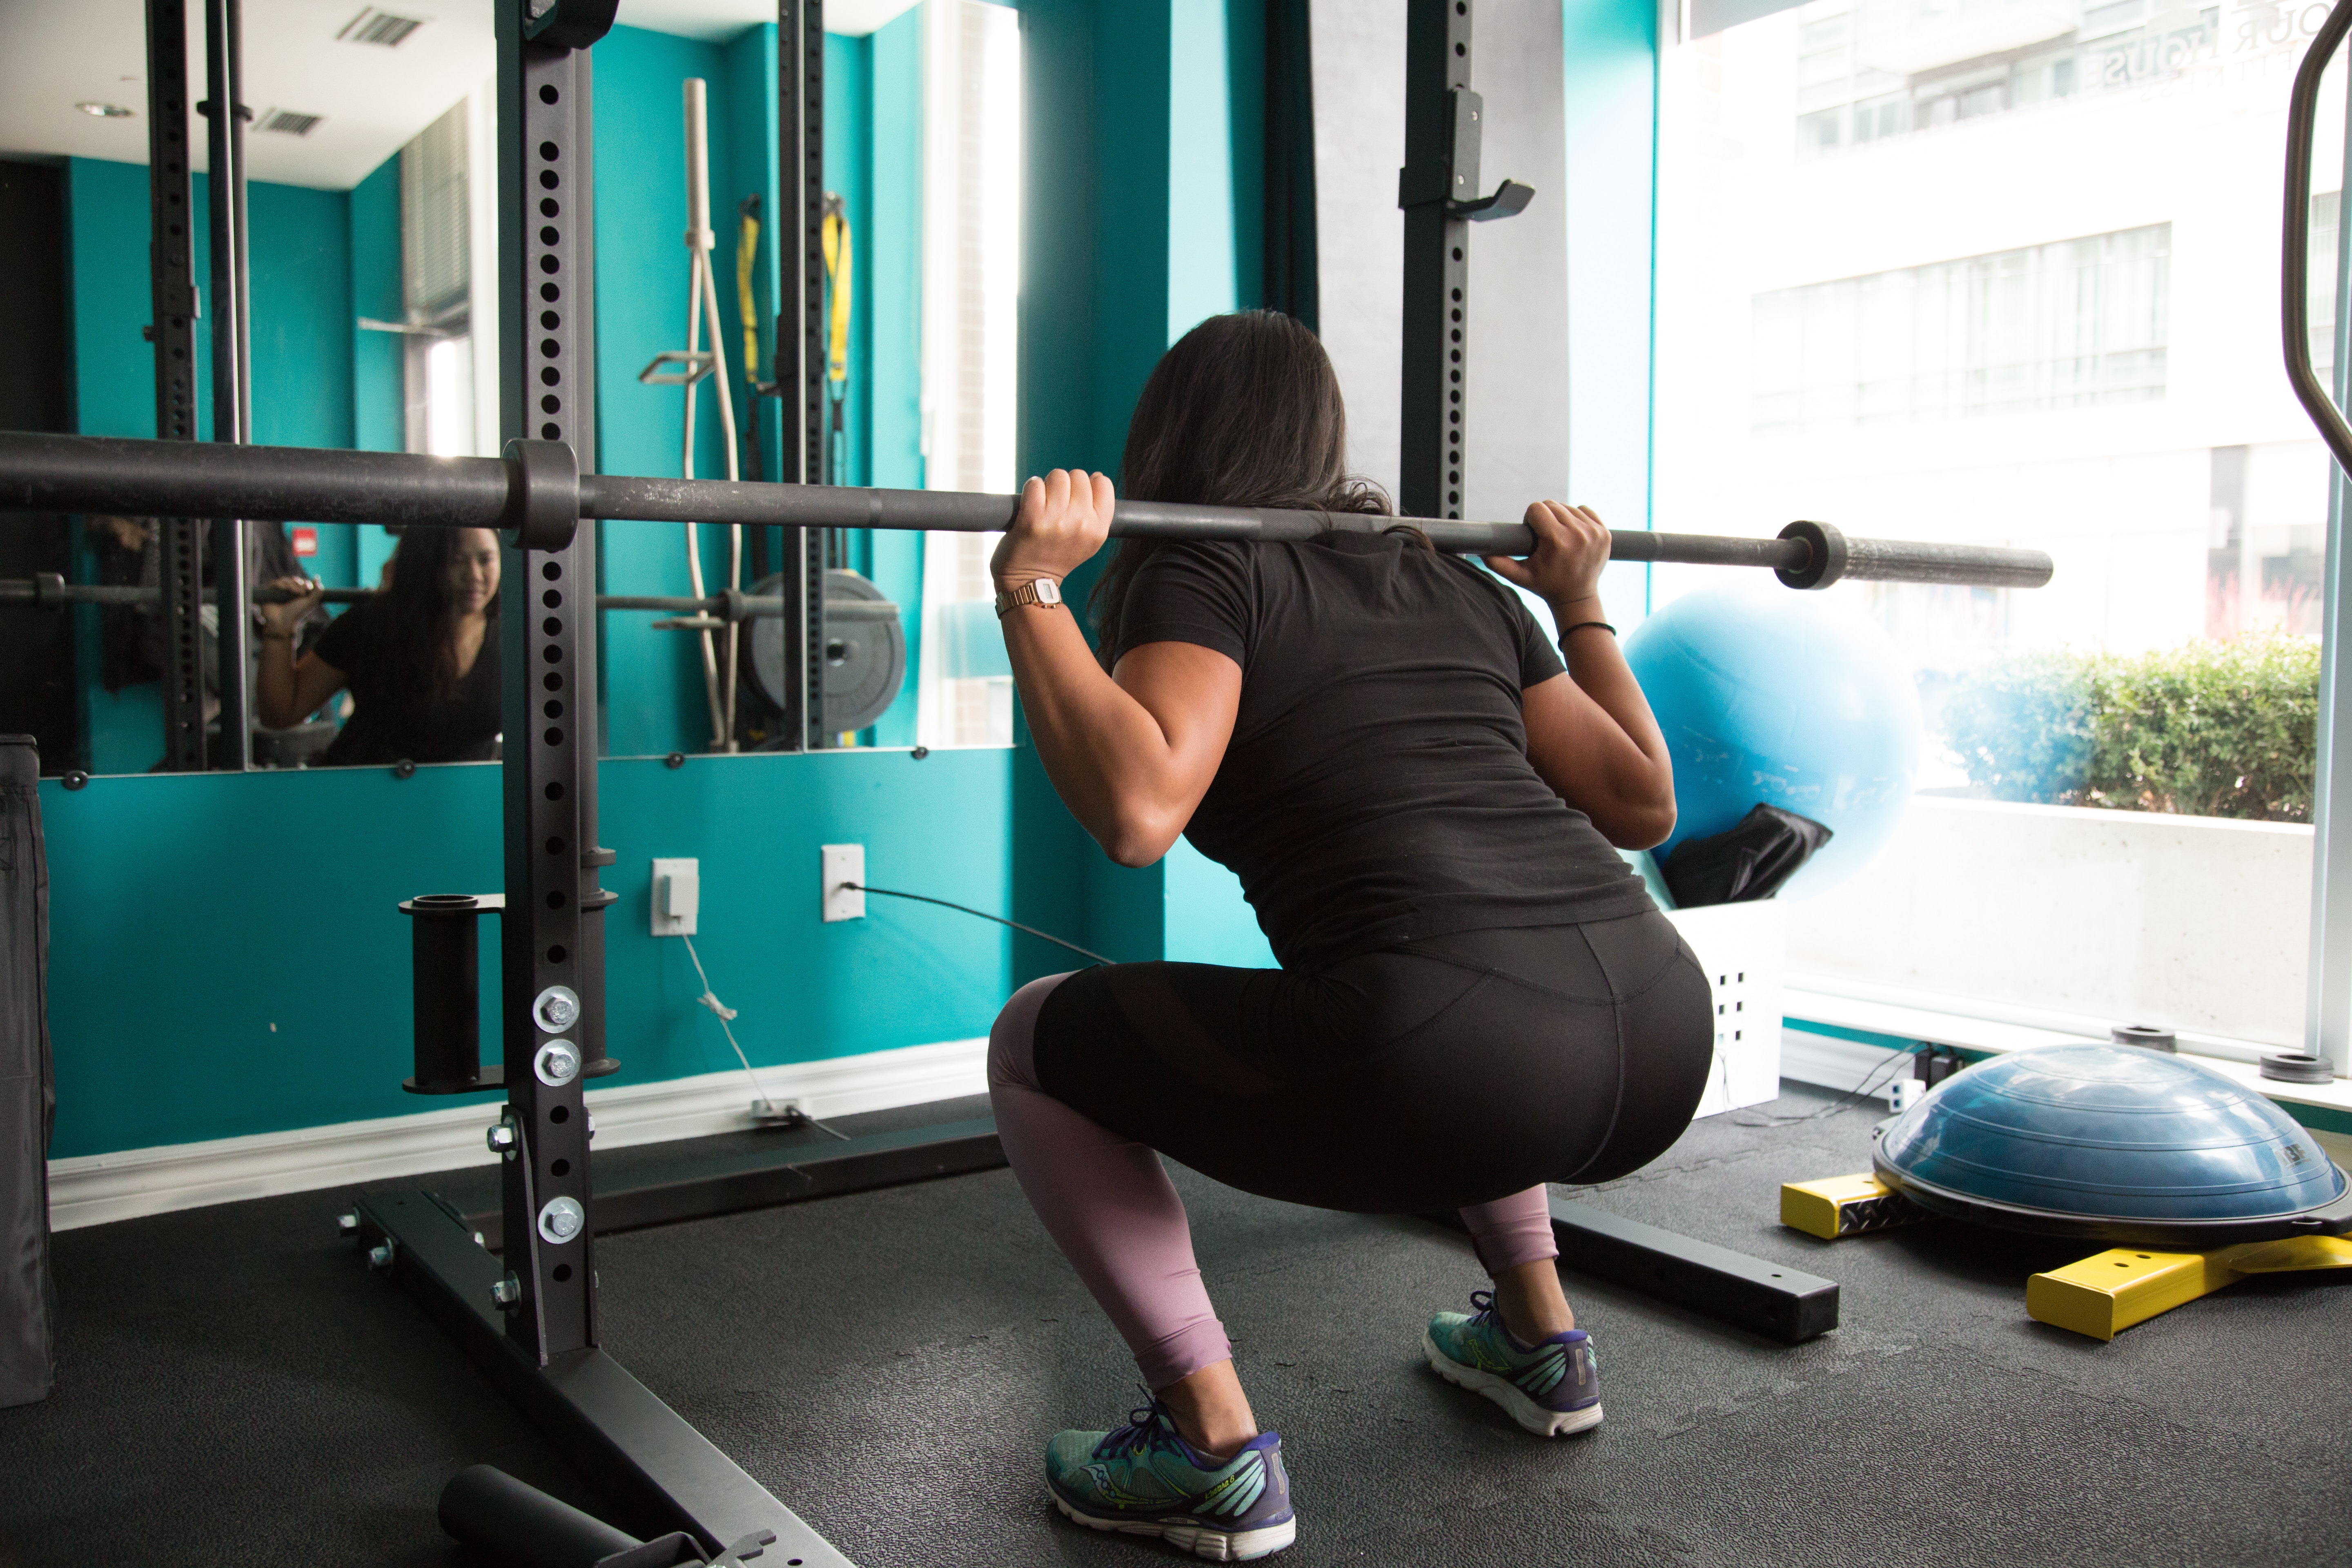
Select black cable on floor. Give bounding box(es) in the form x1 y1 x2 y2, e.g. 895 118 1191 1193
1731 1042 1915 1128
849 884 1116 967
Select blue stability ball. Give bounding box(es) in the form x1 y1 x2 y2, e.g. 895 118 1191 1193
1623 586 1922 896
1877 1045 2347 1238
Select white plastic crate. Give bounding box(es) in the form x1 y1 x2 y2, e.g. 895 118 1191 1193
1663 900 1786 1118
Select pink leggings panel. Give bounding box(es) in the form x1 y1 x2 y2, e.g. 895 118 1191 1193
987 972 1560 1390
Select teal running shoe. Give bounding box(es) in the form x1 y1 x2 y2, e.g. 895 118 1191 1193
1423 1290 1603 1437
1043 1399 1296 1561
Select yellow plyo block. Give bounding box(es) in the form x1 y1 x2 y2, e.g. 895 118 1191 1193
2028 1249 2240 1341
2028 1235 2352 1341
1780 1174 1927 1241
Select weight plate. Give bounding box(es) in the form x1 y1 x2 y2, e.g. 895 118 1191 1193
747 569 908 735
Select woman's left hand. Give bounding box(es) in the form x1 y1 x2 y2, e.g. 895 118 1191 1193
991 469 1115 591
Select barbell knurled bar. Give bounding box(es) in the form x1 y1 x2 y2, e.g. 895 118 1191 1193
0 430 2054 591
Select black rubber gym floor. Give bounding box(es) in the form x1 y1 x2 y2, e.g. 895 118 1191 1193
4 1083 2348 1568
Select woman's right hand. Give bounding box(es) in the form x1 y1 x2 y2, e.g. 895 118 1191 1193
1483 501 1613 614
258 575 324 639
991 469 1115 592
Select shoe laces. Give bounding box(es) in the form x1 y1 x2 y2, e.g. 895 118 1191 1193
1468 1288 1500 1327
1094 1397 1185 1463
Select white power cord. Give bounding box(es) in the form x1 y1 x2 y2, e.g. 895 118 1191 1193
679 932 783 1121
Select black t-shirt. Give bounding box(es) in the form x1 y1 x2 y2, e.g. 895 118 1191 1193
1117 530 1654 969
311 598 502 766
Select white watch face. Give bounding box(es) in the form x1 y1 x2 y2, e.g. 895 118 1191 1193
1034 577 1063 605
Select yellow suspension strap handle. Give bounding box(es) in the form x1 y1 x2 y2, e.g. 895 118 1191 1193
820 192 851 488
732 194 771 485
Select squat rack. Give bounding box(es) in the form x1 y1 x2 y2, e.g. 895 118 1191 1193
0 0 2064 1561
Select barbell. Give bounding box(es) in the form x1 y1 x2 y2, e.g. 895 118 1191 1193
0 431 2054 591
0 575 903 624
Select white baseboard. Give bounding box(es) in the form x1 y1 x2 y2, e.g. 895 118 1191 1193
47 1036 989 1233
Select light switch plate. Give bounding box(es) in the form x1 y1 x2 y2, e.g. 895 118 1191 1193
822 844 865 923
651 857 699 936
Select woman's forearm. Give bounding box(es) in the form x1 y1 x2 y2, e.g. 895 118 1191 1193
256 635 300 728
1550 595 1670 771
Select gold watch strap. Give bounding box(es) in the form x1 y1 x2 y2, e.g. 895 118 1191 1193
994 578 1063 618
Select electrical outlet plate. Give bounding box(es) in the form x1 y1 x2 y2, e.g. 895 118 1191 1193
822 844 864 923
651 857 699 936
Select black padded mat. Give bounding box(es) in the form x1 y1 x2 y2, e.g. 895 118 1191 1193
3 1085 2346 1567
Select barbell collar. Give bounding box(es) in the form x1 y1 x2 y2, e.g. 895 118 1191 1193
502 439 579 554
1776 520 1848 590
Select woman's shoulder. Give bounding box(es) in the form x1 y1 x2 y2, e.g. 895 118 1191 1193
311 595 381 661
1127 537 1257 599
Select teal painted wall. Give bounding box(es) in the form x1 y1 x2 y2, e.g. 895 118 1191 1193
65 158 170 443
245 180 355 453
36 748 1025 1157
65 160 356 450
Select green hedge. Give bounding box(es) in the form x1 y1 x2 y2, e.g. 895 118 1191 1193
1937 635 2321 822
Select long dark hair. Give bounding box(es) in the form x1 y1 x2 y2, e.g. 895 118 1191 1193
1090 310 1390 666
377 527 495 702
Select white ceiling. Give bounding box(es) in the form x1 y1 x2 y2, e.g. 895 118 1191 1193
0 0 495 189
0 0 919 193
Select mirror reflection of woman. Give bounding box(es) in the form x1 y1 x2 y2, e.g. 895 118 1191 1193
256 527 503 766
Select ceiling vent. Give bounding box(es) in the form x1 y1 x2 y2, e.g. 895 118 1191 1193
337 7 428 47
258 109 325 137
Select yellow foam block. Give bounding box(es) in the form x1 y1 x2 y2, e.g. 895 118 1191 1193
1780 1174 1924 1241
2029 1234 2352 1341
2028 1248 2244 1341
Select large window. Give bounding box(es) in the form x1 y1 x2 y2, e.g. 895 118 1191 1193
1653 0 2347 1046
1657 0 2338 665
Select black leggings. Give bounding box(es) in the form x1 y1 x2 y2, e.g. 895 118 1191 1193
1031 909 1715 1214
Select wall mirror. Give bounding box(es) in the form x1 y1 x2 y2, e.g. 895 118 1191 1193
0 0 1023 778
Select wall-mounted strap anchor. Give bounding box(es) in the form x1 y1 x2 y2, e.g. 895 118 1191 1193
1451 180 1534 221
1396 88 1536 222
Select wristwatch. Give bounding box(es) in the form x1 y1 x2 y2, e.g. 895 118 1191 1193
994 577 1065 619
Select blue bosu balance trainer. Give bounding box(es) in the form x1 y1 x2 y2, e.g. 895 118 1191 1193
1782 1045 2352 1340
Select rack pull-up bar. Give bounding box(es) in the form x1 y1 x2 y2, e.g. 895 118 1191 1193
0 430 2056 591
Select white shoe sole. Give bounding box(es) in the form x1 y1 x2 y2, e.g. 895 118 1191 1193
1422 1329 1605 1438
1051 1493 1297 1561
